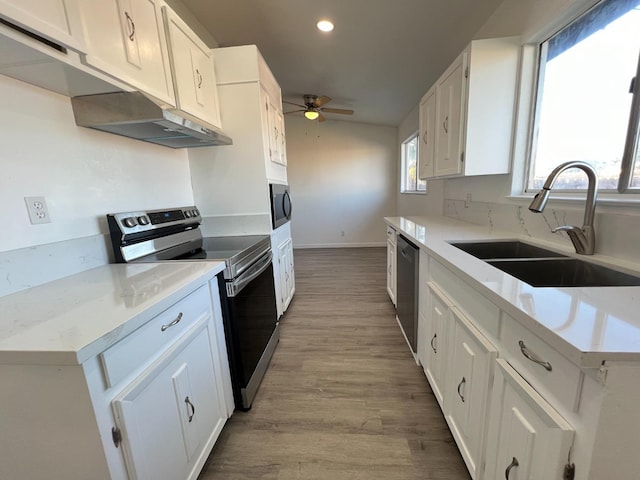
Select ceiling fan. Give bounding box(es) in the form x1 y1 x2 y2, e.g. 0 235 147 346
283 95 354 122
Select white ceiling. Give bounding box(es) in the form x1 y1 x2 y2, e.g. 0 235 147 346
179 0 505 126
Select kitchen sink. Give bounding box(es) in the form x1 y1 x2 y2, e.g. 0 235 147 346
488 258 640 287
450 240 567 260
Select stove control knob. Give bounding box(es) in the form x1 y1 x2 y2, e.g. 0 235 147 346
193 208 200 217
137 216 149 226
184 210 192 218
123 217 138 228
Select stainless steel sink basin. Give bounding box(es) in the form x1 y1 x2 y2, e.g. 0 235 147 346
450 240 567 260
488 258 640 287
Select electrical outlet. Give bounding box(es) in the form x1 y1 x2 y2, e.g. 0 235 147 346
465 193 472 208
25 196 51 224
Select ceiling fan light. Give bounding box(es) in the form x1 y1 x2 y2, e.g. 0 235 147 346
316 20 334 32
304 110 320 120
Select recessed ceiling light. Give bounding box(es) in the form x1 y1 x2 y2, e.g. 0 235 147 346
316 19 334 32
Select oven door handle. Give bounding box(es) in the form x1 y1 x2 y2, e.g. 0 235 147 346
226 251 273 297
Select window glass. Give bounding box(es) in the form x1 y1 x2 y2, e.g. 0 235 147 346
401 134 426 193
528 0 640 191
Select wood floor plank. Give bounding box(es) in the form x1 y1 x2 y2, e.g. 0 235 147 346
199 248 470 479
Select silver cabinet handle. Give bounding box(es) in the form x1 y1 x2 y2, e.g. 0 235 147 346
195 68 203 88
505 457 519 479
443 115 449 133
430 333 437 353
161 312 183 332
518 340 552 371
457 377 466 402
184 396 196 423
423 131 428 144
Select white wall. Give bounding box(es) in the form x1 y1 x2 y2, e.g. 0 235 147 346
0 75 195 294
285 116 397 248
396 103 445 217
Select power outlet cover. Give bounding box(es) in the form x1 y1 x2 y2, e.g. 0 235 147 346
25 196 51 224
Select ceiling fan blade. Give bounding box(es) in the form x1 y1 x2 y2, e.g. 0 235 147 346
284 109 305 115
321 107 354 115
283 100 306 108
318 112 326 122
314 95 332 107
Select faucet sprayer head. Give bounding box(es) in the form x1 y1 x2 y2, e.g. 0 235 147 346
529 188 551 213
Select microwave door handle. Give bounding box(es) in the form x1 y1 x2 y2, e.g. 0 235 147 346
283 190 292 218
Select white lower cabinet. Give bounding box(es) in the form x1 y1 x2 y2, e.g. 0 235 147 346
484 359 575 480
112 320 224 480
423 283 450 409
386 226 397 305
272 222 295 318
445 309 497 479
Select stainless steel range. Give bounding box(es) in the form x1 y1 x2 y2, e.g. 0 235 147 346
107 206 279 411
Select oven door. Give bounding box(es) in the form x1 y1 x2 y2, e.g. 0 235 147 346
220 251 279 410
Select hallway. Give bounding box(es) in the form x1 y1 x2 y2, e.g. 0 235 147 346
199 247 469 479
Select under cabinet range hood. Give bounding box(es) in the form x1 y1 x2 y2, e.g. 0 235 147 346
71 91 232 149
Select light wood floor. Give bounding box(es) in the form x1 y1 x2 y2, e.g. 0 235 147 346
199 248 470 479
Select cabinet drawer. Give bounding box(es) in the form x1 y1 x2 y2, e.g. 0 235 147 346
429 258 499 339
500 313 582 411
101 285 212 388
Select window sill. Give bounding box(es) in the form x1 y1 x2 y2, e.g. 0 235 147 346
401 191 427 195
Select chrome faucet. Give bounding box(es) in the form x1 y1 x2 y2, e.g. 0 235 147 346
528 161 598 255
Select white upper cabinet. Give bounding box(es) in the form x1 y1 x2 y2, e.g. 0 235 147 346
77 0 175 105
434 54 466 177
0 0 85 52
162 5 221 129
418 86 436 179
422 37 520 179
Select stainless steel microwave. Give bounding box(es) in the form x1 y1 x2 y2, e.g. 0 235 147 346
270 183 292 229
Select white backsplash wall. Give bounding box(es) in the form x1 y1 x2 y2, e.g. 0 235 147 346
0 75 194 294
443 193 640 269
285 116 397 248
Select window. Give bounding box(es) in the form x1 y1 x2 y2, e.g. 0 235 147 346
401 133 426 193
527 0 640 193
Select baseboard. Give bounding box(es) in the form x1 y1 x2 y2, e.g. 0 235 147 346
294 242 386 249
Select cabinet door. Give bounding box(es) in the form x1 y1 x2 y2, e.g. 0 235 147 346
418 87 436 179
163 6 221 128
278 238 295 311
78 0 175 106
112 321 223 480
445 309 497 479
0 0 85 52
387 238 397 305
434 52 466 177
424 284 451 409
484 359 574 480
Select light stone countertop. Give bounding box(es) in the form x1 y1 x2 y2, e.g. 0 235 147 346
385 215 640 368
0 261 225 366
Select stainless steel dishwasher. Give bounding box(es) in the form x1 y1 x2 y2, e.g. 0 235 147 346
396 234 419 353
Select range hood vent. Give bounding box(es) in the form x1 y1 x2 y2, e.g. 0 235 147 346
71 91 232 149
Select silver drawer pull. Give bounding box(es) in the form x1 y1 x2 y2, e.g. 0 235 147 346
430 333 437 354
518 340 552 371
161 312 183 332
505 457 519 479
